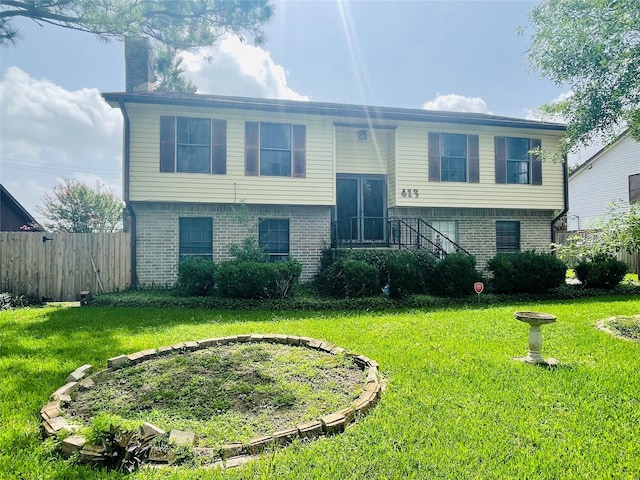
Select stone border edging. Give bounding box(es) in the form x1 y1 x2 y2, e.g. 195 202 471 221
41 334 382 468
595 315 640 343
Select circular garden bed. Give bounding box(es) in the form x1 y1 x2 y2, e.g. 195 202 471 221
41 334 382 471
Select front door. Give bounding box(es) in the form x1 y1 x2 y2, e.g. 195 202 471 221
336 175 386 244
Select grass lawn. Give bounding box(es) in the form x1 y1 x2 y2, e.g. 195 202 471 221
1 296 639 479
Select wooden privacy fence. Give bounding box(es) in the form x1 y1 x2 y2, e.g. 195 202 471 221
0 232 131 302
555 232 639 274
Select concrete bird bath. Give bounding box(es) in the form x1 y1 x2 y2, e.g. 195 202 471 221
514 311 558 366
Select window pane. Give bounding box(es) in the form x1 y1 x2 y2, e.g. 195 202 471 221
260 150 292 176
179 217 212 259
507 160 529 184
261 123 291 149
259 123 292 177
176 118 211 173
259 218 290 261
506 137 529 161
431 220 458 254
177 146 210 173
496 221 520 253
441 134 467 182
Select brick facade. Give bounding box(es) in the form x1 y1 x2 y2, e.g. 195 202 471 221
132 202 331 286
132 202 555 286
390 207 556 270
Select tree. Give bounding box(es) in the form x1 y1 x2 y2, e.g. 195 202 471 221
525 0 640 156
0 0 273 49
37 179 124 233
154 48 197 93
552 201 640 266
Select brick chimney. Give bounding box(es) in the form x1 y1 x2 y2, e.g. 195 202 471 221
125 37 154 93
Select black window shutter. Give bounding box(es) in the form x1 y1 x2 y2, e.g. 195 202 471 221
531 138 542 185
292 124 306 178
160 116 175 172
468 135 480 183
428 132 441 182
245 122 259 176
494 136 506 184
212 119 227 175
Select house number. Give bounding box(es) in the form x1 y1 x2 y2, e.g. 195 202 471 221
401 189 419 198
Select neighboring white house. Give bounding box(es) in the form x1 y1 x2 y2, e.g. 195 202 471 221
568 131 640 232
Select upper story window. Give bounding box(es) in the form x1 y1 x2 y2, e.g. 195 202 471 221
160 116 226 174
245 122 306 177
494 136 542 185
258 218 290 262
428 132 479 183
177 117 211 173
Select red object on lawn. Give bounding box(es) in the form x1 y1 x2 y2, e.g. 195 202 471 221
474 282 484 294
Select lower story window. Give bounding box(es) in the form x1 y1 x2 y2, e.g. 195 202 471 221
431 220 458 254
259 218 290 262
496 221 520 253
179 217 213 260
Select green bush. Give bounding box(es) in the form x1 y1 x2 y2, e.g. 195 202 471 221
0 292 42 310
432 253 480 297
176 257 217 296
216 260 302 299
386 250 437 298
575 255 627 289
321 259 379 298
317 248 438 298
228 237 268 262
487 251 567 294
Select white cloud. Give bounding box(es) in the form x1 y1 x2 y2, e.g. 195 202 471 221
422 94 490 114
180 36 308 101
525 91 573 122
0 67 122 218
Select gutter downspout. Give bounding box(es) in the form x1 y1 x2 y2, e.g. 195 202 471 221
551 155 569 244
119 100 137 288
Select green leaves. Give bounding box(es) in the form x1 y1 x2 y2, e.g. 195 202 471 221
526 0 640 153
37 178 123 233
1 0 273 50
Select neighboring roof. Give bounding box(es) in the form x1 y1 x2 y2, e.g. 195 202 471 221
569 128 633 179
102 91 567 131
0 184 39 229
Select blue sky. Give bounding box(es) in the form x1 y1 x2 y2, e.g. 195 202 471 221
1 0 582 221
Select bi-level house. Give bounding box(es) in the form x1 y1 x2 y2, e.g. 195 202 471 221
103 39 567 287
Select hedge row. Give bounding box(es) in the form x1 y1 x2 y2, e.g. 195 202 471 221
177 256 302 299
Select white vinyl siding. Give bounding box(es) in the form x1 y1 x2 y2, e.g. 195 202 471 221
568 136 640 231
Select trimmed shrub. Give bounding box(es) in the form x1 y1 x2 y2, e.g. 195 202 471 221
432 253 480 297
487 251 567 294
321 259 379 298
176 257 217 296
317 248 438 298
386 250 437 298
575 255 627 289
216 260 302 299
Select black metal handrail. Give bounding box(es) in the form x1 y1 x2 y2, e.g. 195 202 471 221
330 216 470 259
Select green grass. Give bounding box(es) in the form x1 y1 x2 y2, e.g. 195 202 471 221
1 298 640 479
